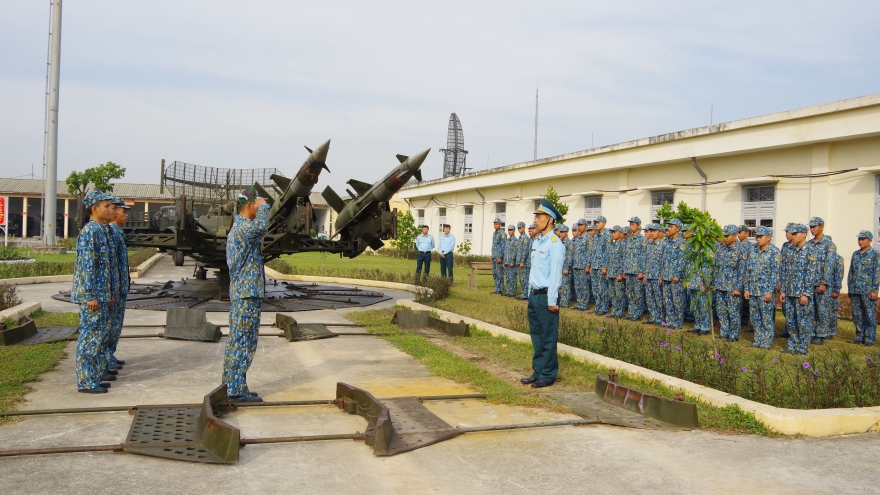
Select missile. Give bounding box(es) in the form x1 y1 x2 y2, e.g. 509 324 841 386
259 139 330 231
323 148 429 255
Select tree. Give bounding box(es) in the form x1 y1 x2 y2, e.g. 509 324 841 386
390 210 418 259
456 239 472 256
682 203 723 338
544 185 568 225
66 161 127 227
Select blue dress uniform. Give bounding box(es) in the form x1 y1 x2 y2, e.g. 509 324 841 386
623 218 647 320
503 226 518 297
106 220 130 369
590 218 611 315
661 220 687 329
644 224 664 325
848 231 880 345
525 199 565 387
559 226 573 307
829 251 844 340
745 227 780 348
808 218 838 341
517 224 534 299
414 231 435 276
608 227 627 318
437 228 455 279
72 190 114 392
491 219 505 293
715 226 745 341
223 193 270 399
572 219 591 311
780 224 819 354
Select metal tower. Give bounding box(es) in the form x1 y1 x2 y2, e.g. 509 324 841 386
440 113 469 178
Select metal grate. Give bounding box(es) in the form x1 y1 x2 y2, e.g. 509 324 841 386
163 160 285 204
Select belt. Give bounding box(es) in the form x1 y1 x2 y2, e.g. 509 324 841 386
531 288 548 294
419 251 431 254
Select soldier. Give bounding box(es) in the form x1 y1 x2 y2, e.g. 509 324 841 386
517 223 537 300
778 223 796 338
584 223 597 309
558 225 573 307
829 250 845 341
515 221 529 298
848 230 879 346
504 225 518 297
779 224 819 355
623 217 646 320
660 219 687 329
682 224 696 324
99 199 120 382
808 217 838 344
643 224 664 325
715 225 745 341
737 225 754 332
683 224 712 336
491 218 505 294
572 219 591 311
105 197 131 374
414 225 435 278
590 216 611 315
521 199 565 389
744 226 780 348
608 226 627 318
437 223 455 281
223 187 270 402
72 190 115 394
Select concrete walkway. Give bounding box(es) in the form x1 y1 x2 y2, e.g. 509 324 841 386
2 253 879 494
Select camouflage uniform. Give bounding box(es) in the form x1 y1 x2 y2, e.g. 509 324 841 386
660 233 687 329
72 218 114 391
746 243 780 348
737 239 756 330
559 231 574 307
829 252 844 341
644 231 664 325
686 253 712 334
504 230 518 297
590 228 612 315
572 225 591 310
714 235 745 340
623 231 647 320
491 225 506 293
105 223 129 369
607 233 626 318
809 233 838 339
780 232 819 354
848 241 880 345
516 227 531 299
779 236 793 328
223 203 270 397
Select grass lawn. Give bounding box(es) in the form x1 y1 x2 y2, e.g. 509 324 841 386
276 251 475 277
0 310 76 425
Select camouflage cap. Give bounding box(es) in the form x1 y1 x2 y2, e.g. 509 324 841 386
82 189 112 210
809 217 825 227
722 225 739 236
576 218 587 225
783 223 795 232
858 230 873 240
755 226 773 236
493 217 502 224
507 225 515 230
237 186 261 206
739 224 749 232
528 223 537 229
586 223 595 230
667 218 683 229
627 216 641 225
594 215 607 223
558 225 569 233
682 223 692 232
110 197 131 209
790 224 808 234
517 221 526 228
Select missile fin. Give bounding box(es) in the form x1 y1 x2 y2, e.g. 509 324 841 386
395 154 408 163
369 238 385 251
253 182 275 206
322 186 346 213
347 179 372 196
271 174 291 190
304 145 313 153
345 188 356 200
413 170 422 182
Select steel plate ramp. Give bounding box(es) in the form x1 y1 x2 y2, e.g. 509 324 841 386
595 373 699 428
123 384 240 464
391 309 470 337
0 317 38 346
336 382 461 456
163 308 222 342
276 314 336 341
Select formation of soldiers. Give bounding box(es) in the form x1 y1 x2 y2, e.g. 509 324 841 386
71 190 131 393
491 215 879 355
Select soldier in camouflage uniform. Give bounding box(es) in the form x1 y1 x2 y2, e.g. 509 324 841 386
744 226 780 348
590 216 611 315
572 219 591 310
683 224 712 336
558 225 573 307
105 197 131 372
518 223 537 300
585 224 597 308
779 224 819 355
808 217 838 344
643 224 664 325
737 225 754 332
623 217 647 320
715 225 745 341
848 230 879 346
72 190 115 393
778 223 795 338
223 187 270 402
504 225 518 297
491 218 505 294
829 250 844 341
608 226 627 318
515 222 529 299
660 219 687 329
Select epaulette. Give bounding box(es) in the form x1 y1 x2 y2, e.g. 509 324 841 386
551 235 558 242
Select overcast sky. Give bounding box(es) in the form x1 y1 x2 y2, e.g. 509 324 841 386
1 1 879 194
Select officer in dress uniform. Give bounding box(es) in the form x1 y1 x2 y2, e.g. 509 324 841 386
590 216 611 315
558 225 573 307
572 219 591 311
504 225 518 297
848 230 880 346
414 225 435 277
515 222 529 299
521 199 565 389
779 224 819 355
744 226 780 348
643 224 664 325
105 197 131 373
222 187 270 402
491 218 505 294
623 217 647 320
438 224 456 281
808 217 838 344
660 219 687 329
517 223 537 300
608 226 627 318
715 225 745 341
72 190 115 394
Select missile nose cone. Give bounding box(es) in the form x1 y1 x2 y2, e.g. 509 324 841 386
406 148 430 171
312 139 330 163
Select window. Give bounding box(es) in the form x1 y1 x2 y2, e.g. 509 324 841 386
742 186 775 238
417 209 425 227
534 199 542 211
650 191 674 224
583 196 602 222
464 206 473 240
495 203 506 224
438 207 446 231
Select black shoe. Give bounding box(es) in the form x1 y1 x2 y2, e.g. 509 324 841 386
779 333 790 338
521 377 538 385
115 359 126 365
746 328 755 333
78 386 108 394
531 379 554 389
101 374 117 381
230 394 263 403
810 337 824 345
491 291 501 294
247 391 259 398
852 339 864 344
687 328 700 333
108 364 123 371
104 369 118 376
99 382 112 388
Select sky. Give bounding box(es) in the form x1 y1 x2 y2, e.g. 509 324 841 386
1 1 879 194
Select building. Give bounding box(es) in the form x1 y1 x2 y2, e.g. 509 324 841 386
400 93 880 287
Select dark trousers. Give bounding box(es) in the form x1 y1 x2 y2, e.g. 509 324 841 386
416 251 431 275
439 253 454 278
527 292 559 383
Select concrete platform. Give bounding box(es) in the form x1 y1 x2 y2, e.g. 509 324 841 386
2 256 880 494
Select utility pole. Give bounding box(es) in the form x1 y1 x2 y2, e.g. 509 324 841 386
43 0 62 246
533 84 538 161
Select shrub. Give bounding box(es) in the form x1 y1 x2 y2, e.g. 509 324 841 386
0 284 22 311
0 261 74 279
127 247 157 269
